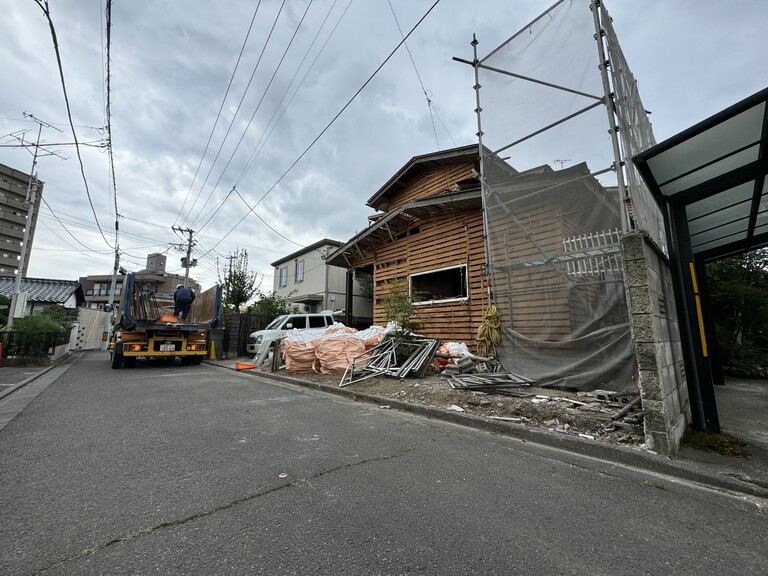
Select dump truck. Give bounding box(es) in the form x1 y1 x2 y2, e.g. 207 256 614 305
109 273 222 368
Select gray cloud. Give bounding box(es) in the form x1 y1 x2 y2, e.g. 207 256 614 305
1 0 766 291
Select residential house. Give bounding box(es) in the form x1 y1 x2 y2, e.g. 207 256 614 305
79 274 124 309
326 144 492 345
0 276 84 316
271 239 372 323
325 144 627 375
80 252 199 310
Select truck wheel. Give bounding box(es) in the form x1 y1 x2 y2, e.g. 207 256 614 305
181 356 192 365
191 357 203 365
110 344 123 369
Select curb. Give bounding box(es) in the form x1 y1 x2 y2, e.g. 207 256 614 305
0 365 56 401
209 361 768 501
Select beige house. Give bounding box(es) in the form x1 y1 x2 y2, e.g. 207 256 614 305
271 239 372 324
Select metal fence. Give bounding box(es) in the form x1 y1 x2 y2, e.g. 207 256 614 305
0 329 72 358
222 313 277 357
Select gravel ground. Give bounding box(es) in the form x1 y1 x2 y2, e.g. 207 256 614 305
287 368 646 447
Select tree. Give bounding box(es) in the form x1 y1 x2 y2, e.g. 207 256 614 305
11 305 73 358
356 270 374 301
219 249 260 313
706 249 768 376
0 294 9 327
247 290 295 316
381 278 424 337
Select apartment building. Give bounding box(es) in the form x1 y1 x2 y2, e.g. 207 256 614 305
0 162 42 277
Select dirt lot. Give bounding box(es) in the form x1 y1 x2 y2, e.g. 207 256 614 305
283 367 646 447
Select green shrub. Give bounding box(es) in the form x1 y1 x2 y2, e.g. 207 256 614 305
9 305 72 357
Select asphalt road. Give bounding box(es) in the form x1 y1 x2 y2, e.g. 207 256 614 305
0 352 765 576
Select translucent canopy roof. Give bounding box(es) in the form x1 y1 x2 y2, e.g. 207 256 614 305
633 88 768 259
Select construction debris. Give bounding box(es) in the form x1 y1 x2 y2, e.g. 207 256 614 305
446 372 535 397
339 336 441 387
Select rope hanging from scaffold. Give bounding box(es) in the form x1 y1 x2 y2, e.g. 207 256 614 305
475 304 500 359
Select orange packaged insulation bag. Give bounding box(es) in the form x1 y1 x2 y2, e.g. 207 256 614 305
313 337 365 374
283 340 316 374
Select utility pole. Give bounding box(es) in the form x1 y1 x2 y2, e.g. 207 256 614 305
101 216 121 350
172 226 196 287
8 115 61 327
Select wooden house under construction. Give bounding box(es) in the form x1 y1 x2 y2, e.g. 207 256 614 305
326 145 492 346
327 145 627 366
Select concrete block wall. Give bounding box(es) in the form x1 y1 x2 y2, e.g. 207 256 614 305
621 231 690 456
74 308 109 350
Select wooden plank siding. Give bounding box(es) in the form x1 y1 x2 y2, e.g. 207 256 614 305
485 194 575 340
369 211 489 348
385 163 476 212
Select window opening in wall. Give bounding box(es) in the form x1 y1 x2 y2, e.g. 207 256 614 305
296 259 304 283
409 264 468 305
279 266 288 288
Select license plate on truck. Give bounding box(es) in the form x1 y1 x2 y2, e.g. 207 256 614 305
160 344 175 351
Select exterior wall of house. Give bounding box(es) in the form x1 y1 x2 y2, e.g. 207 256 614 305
622 231 690 456
27 293 79 315
79 274 125 309
383 163 475 212
325 264 346 311
272 243 370 314
369 211 488 348
488 202 569 341
273 247 329 309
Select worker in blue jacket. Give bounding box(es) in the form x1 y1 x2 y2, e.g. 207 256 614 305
173 283 196 321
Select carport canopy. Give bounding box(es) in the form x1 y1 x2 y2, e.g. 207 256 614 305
634 87 768 261
632 87 768 433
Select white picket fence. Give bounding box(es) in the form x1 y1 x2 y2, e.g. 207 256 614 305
562 227 622 279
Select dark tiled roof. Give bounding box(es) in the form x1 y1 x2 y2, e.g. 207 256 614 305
0 276 84 305
270 239 343 267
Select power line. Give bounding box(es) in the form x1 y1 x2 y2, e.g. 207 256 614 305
193 0 348 231
174 0 264 227
179 0 288 227
0 140 107 149
189 0 315 229
0 116 106 132
33 0 112 249
39 196 104 253
388 0 456 149
234 0 351 188
204 0 442 254
234 188 301 246
197 187 235 235
37 207 171 249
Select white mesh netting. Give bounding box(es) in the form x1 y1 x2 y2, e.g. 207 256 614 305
476 0 657 391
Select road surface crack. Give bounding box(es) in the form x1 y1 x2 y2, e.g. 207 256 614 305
35 440 427 574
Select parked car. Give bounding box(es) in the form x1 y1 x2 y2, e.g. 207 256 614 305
246 312 337 359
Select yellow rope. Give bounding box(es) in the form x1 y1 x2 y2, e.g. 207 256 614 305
475 304 500 358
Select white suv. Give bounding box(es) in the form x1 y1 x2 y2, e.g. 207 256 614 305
246 312 336 359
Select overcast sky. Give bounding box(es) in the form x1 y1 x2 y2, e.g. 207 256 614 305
1 0 766 294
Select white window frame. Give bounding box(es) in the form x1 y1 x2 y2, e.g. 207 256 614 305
279 266 288 288
295 258 304 283
409 264 468 306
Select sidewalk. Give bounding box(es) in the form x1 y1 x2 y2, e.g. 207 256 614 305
209 357 768 502
0 366 54 397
